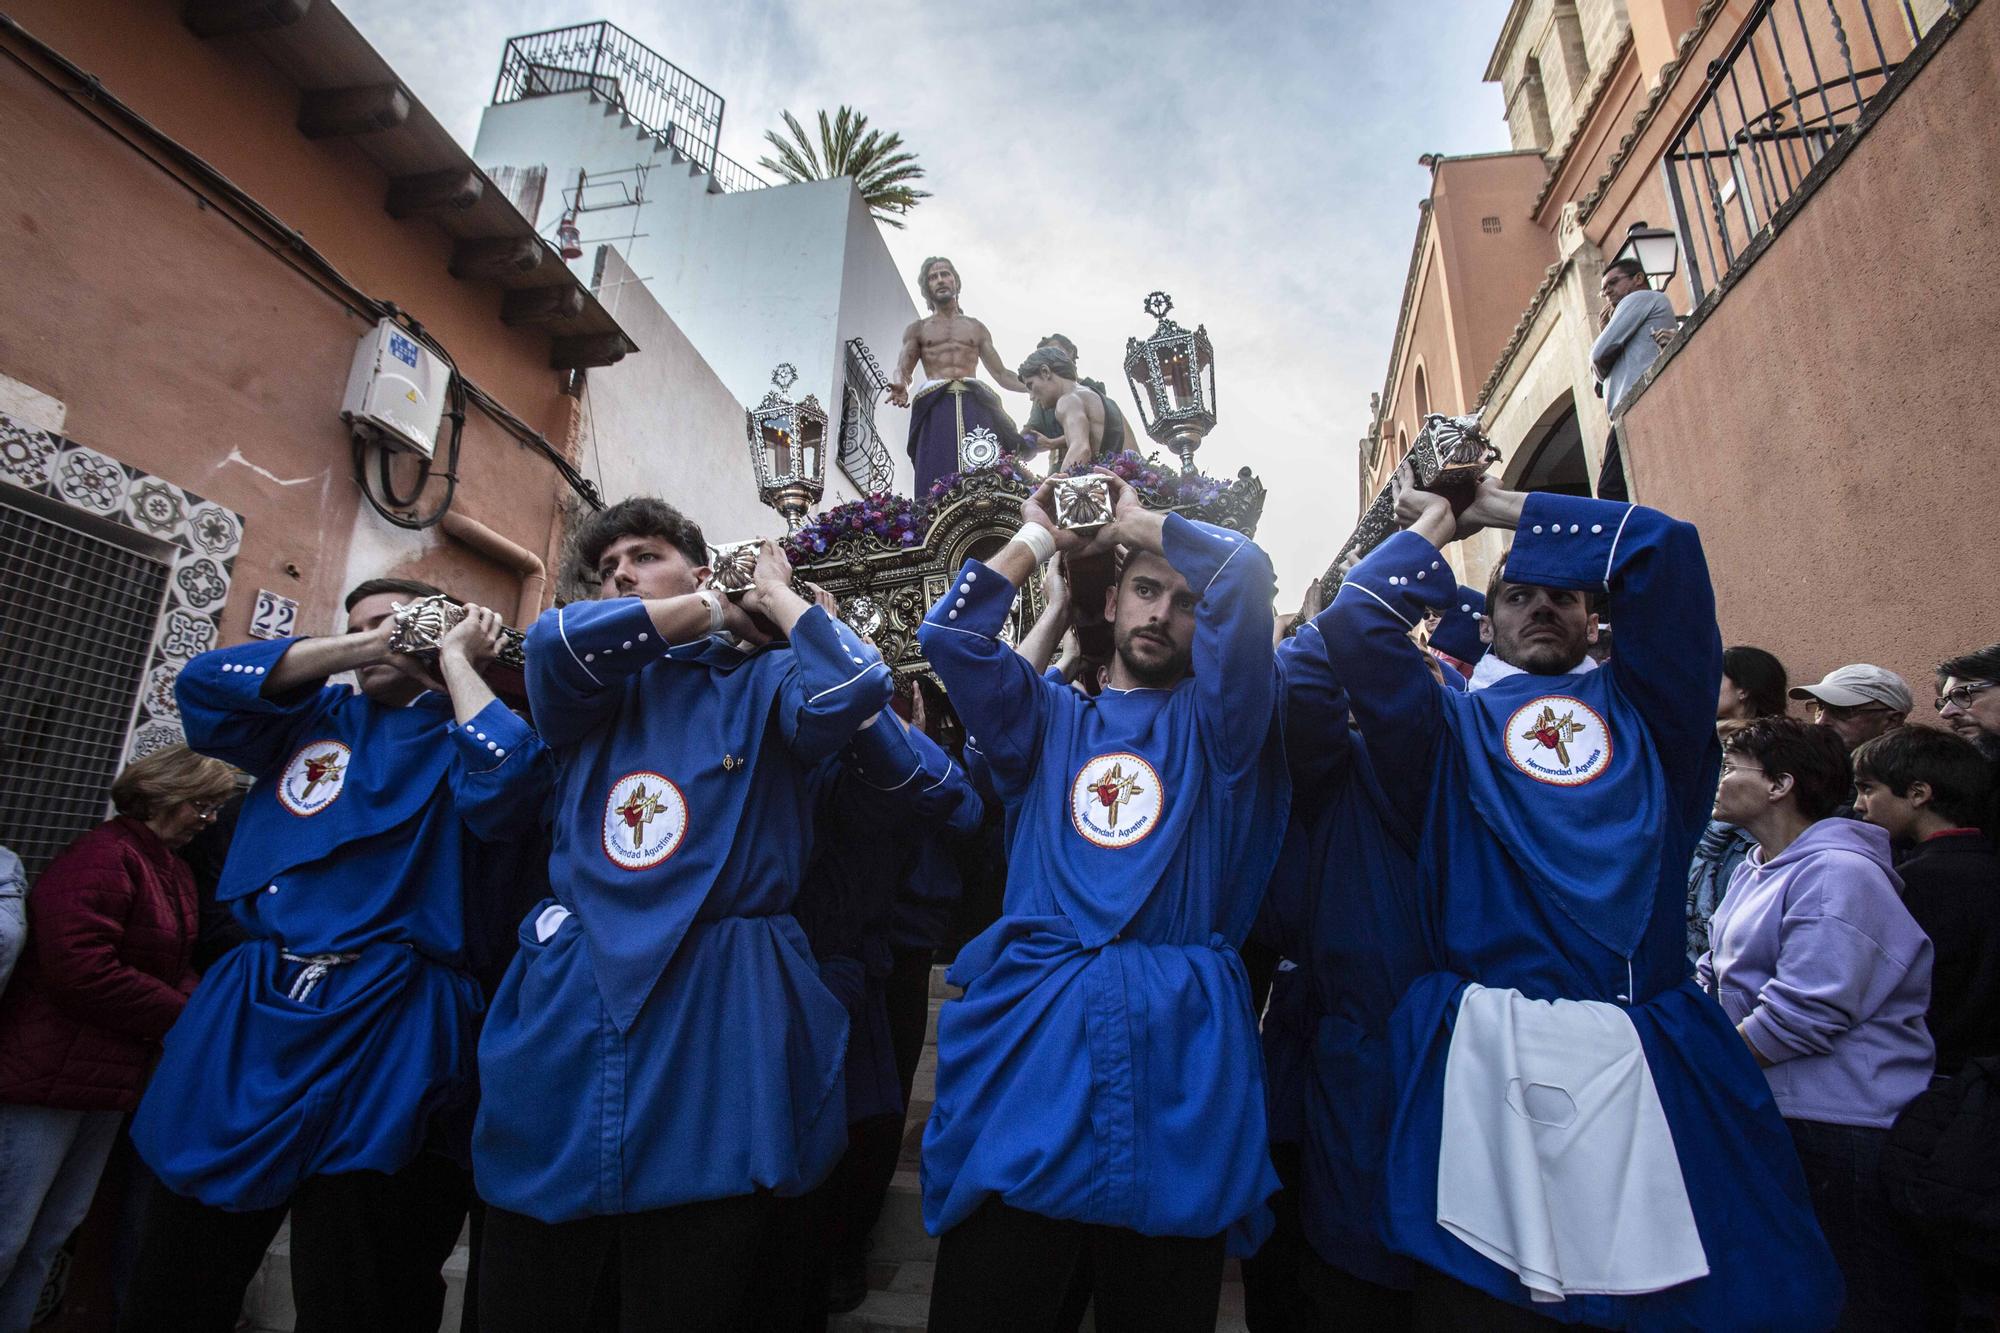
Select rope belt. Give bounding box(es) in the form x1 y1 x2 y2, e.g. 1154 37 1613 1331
279 950 362 1003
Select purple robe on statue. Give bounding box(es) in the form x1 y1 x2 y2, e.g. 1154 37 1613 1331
906 379 1024 495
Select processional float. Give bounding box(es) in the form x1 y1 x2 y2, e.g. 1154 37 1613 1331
387 293 1267 700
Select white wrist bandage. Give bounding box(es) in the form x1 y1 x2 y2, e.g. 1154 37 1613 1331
699 588 725 634
1012 524 1057 567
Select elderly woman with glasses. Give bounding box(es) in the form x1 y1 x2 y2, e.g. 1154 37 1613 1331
0 745 238 1328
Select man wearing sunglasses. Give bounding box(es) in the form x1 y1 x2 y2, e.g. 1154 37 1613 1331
1789 664 1913 750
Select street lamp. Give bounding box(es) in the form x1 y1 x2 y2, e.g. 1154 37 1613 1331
745 363 827 532
1123 291 1217 473
1615 220 1679 291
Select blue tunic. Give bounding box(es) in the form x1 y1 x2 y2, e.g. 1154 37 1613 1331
917 515 1290 1249
1263 617 1430 1290
1326 496 1841 1330
797 715 982 1124
136 638 548 1209
472 600 893 1222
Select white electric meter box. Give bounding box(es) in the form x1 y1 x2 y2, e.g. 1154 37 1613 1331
341 318 450 458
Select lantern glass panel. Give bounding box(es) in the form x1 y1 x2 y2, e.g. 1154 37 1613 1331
800 418 824 483
760 415 794 482
1163 345 1195 410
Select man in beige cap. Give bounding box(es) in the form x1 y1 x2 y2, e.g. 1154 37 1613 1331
1791 664 1913 749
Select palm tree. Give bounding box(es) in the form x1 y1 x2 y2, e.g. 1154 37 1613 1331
758 107 930 229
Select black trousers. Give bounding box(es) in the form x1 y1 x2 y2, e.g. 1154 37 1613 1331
929 1197 1225 1333
120 1151 470 1333
1299 1250 1414 1331
1241 1140 1309 1331
1411 1265 1612 1332
480 1192 792 1333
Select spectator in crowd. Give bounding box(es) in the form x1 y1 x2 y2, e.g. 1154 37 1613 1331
1691 649 1792 960
0 844 22 998
1936 644 2000 834
1688 720 1760 962
0 747 237 1331
1789 664 1912 750
1589 257 1676 499
1700 717 1934 1330
1851 726 2000 1077
1718 645 1789 722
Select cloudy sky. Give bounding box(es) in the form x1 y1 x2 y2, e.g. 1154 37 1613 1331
342 0 1515 599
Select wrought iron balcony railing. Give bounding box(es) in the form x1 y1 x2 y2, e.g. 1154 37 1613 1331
838 338 896 495
494 21 726 173
1663 0 1943 303
709 149 771 195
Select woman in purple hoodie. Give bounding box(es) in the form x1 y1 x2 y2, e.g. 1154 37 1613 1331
1699 716 1934 1330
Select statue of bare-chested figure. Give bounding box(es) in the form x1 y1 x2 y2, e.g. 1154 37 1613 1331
1017 345 1128 472
889 257 1028 493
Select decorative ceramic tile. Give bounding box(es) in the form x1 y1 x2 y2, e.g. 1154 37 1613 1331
142 660 183 723
187 501 242 559
0 418 58 488
0 407 245 769
53 444 130 514
126 476 189 541
156 606 219 661
126 718 187 760
172 553 230 611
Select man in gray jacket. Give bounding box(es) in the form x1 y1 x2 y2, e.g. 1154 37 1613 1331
1591 257 1677 499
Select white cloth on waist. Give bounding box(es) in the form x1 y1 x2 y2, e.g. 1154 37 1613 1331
1438 983 1707 1303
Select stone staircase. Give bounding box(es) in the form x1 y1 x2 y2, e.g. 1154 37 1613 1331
244 965 1247 1331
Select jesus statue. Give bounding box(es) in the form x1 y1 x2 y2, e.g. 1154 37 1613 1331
888 256 1028 494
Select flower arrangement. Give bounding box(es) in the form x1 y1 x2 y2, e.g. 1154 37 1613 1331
782 491 926 561
784 451 1236 565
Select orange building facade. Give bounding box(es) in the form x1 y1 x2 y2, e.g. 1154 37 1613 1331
1356 0 1986 694
0 1 633 874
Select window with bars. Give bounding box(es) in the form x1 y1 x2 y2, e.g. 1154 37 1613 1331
838 337 895 495
0 491 171 879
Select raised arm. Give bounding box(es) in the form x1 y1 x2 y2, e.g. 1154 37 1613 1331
847 710 985 834
1591 292 1656 372
1482 490 1721 780
917 484 1085 797
1167 511 1279 782
1014 561 1072 673
775 603 895 764
977 321 1028 394
1276 617 1354 799
175 639 340 776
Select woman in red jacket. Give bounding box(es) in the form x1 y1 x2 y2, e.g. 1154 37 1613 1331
0 746 238 1329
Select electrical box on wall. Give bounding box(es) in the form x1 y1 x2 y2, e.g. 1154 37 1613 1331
341 319 450 458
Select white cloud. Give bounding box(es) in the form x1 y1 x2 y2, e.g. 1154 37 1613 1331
342 0 1514 598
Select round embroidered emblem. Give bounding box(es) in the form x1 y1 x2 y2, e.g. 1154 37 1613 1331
602 771 689 870
277 740 351 817
1503 695 1613 787
1070 752 1164 849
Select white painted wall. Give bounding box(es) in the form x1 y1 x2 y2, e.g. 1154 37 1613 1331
582 245 782 545
473 90 917 504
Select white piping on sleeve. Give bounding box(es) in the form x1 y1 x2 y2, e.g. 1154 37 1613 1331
807 661 889 706
1605 506 1636 592
555 606 605 687
1201 537 1243 599
1336 580 1417 631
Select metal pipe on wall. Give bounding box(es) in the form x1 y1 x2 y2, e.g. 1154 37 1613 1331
439 510 547 629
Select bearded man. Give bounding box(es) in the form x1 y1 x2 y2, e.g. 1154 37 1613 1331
1320 467 1841 1330
915 473 1289 1332
889 256 1028 493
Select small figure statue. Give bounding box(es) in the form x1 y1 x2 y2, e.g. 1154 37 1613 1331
889 257 1027 493
1017 344 1127 472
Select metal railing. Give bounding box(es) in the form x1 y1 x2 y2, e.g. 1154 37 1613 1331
838 338 896 494
494 22 725 172
709 149 771 194
1663 0 1940 302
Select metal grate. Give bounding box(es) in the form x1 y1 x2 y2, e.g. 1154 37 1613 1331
493 22 727 173
0 498 170 879
838 337 895 494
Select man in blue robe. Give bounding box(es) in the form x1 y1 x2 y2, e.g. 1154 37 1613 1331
129 580 549 1333
471 497 894 1332
795 699 983 1314
917 473 1290 1332
1323 469 1841 1330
